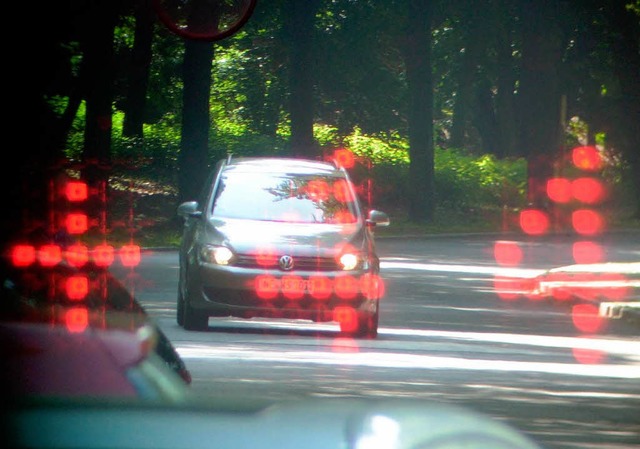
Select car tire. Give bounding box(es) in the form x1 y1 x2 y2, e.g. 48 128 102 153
177 288 185 326
183 301 209 331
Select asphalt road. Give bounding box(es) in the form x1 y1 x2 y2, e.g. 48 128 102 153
112 231 640 449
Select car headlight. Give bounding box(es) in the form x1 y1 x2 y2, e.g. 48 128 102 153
339 252 361 271
200 244 234 265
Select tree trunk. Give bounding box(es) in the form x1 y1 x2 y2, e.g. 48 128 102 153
516 0 565 205
82 2 118 168
178 0 219 203
404 0 435 222
123 0 154 138
450 3 485 150
286 0 320 158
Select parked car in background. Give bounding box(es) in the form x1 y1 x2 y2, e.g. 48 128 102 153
177 156 390 338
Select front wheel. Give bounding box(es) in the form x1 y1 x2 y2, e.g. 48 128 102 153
177 288 185 326
183 300 209 331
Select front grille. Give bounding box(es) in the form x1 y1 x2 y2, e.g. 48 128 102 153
234 254 339 271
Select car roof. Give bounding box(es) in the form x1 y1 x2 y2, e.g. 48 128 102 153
223 157 344 176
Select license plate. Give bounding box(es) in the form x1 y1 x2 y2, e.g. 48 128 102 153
281 277 308 293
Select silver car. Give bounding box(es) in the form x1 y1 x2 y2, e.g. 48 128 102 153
177 156 389 338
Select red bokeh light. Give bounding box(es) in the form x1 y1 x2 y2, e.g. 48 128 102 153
546 177 572 203
333 179 354 203
309 276 332 300
65 181 89 202
333 306 358 332
306 180 331 202
519 209 549 235
493 276 536 301
572 146 602 172
255 247 278 267
571 303 606 334
333 148 355 169
38 244 62 267
65 276 89 301
493 241 523 266
66 244 89 267
11 245 36 267
281 275 305 300
572 209 604 236
334 276 358 300
255 275 279 300
119 245 141 267
359 273 384 299
64 307 89 333
65 213 89 234
572 177 605 204
93 244 115 267
572 241 604 264
572 346 606 365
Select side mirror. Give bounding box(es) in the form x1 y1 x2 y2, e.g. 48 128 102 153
177 201 202 219
366 210 390 227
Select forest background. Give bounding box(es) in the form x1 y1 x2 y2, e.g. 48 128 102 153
24 0 640 246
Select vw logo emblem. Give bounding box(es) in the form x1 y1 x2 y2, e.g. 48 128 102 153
279 255 294 271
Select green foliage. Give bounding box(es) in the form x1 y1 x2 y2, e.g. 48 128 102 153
336 129 527 215
434 148 527 211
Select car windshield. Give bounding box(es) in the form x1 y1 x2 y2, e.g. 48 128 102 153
212 172 359 223
6 1 640 449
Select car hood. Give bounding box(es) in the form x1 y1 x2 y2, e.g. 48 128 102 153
206 218 367 256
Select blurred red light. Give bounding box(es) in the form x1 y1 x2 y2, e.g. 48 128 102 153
334 211 355 224
306 180 330 202
333 306 358 332
334 148 355 169
66 276 89 301
572 146 602 171
571 303 605 333
309 276 332 300
66 244 89 267
572 209 604 236
11 245 36 267
65 181 89 202
334 276 358 299
493 241 523 266
333 179 354 203
65 307 89 333
255 247 278 267
38 244 62 267
572 347 606 365
119 245 141 267
65 213 89 234
546 178 572 203
519 209 549 235
359 273 384 299
93 245 115 267
572 177 604 204
493 276 536 301
255 275 279 300
572 241 604 264
281 275 305 300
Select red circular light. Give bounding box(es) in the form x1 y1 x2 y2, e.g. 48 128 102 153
572 241 604 264
11 245 36 267
546 178 572 203
572 146 602 171
493 241 523 266
572 177 605 204
519 209 549 235
572 209 604 236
